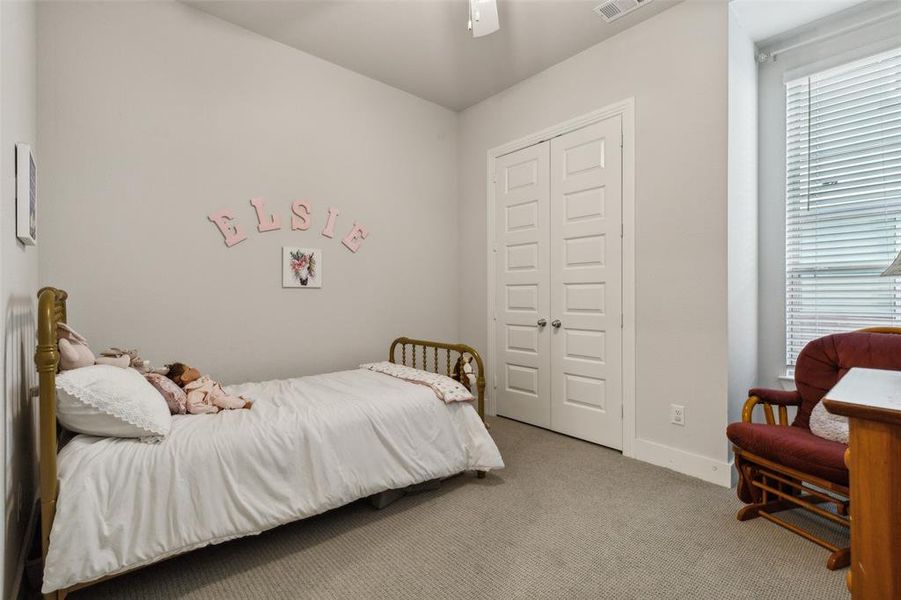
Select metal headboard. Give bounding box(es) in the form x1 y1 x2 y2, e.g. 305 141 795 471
35 287 66 589
388 336 486 420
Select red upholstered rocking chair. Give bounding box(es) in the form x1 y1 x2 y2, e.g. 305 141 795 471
727 328 901 570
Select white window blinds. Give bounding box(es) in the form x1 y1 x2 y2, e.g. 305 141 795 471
785 45 901 367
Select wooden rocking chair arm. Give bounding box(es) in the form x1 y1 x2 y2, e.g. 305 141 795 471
748 388 801 406
743 389 801 424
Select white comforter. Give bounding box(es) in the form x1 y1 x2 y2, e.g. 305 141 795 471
43 369 504 593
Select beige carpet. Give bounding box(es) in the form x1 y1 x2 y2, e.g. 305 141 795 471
70 417 849 599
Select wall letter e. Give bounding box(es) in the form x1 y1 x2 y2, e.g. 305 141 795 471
342 223 369 253
208 209 248 248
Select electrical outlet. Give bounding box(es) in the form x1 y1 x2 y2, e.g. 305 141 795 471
670 404 685 426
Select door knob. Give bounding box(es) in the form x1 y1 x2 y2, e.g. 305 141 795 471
551 319 562 329
537 318 547 327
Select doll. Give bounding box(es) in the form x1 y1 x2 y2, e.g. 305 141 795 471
165 363 252 414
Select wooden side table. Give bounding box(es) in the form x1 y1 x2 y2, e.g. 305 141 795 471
823 368 901 600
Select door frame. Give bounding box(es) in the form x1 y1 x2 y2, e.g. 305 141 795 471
485 97 637 458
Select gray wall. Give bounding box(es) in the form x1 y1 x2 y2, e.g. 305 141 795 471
727 9 758 427
458 0 732 474
0 0 39 597
757 6 901 389
37 1 460 386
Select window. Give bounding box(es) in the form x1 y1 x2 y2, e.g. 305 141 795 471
785 46 901 368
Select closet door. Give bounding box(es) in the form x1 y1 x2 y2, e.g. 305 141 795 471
494 142 551 427
549 117 623 449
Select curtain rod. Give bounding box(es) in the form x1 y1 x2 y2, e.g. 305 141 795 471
757 8 901 63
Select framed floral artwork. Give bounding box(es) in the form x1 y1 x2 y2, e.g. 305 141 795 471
282 247 322 288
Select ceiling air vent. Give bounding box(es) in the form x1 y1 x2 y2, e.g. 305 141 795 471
593 0 653 23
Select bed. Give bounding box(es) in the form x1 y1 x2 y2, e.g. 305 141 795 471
35 287 504 598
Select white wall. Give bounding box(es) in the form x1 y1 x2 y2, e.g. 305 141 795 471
757 6 901 388
32 0 748 498
459 0 732 484
0 0 39 597
727 9 758 428
37 1 460 386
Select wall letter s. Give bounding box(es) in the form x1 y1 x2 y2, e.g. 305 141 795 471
291 200 312 231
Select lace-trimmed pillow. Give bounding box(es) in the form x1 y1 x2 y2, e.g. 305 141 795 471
56 365 171 442
360 361 474 403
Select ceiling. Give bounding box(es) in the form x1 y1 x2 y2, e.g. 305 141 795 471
185 0 681 112
729 0 869 43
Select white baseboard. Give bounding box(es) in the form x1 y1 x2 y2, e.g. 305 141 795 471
632 438 734 487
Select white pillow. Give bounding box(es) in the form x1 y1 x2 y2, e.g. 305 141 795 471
56 365 171 441
360 361 475 403
809 401 848 444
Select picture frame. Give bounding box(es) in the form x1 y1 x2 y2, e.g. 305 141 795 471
282 247 322 288
16 143 36 245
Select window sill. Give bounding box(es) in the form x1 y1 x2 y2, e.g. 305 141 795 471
777 374 796 391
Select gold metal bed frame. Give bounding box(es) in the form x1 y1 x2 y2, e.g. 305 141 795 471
34 287 488 599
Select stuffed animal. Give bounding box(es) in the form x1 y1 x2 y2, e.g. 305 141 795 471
99 347 153 372
454 355 487 428
95 354 130 368
454 354 477 390
166 362 252 414
462 359 477 388
57 323 95 370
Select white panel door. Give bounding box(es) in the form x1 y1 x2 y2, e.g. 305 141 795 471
549 117 623 448
494 142 551 427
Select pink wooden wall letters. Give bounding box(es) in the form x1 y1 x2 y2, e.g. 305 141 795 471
342 223 368 253
209 199 367 253
208 209 248 247
291 200 311 231
320 207 339 239
250 198 282 232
